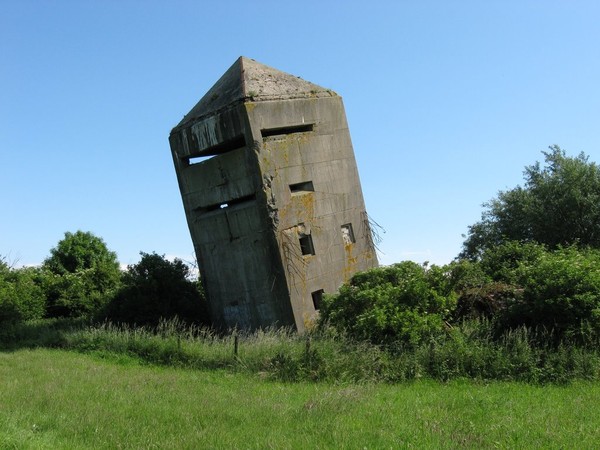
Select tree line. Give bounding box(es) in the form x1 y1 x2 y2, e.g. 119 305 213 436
0 231 208 326
3 146 600 348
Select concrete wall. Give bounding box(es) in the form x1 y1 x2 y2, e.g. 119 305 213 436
170 58 378 332
245 97 378 331
170 104 294 329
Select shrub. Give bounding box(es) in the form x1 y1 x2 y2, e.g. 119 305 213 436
445 259 491 291
452 243 600 343
453 282 523 321
0 263 46 323
319 262 457 345
101 252 209 326
502 246 600 343
479 241 546 284
447 257 519 321
43 231 121 318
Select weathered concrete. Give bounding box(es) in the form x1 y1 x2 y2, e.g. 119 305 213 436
170 57 378 331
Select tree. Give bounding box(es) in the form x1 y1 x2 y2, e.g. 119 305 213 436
42 231 121 317
101 252 209 326
461 146 600 259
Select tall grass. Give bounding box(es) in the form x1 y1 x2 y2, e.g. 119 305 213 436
2 318 600 383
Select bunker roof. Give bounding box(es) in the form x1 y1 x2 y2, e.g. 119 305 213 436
173 56 337 130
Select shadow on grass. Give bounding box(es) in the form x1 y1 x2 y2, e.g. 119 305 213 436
0 318 86 352
0 318 254 373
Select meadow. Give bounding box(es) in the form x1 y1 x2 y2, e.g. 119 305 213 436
2 348 600 449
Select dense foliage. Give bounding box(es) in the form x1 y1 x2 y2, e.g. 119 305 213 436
507 246 600 343
450 242 600 344
319 261 457 345
0 261 46 323
42 231 122 317
318 240 600 347
101 252 208 326
461 146 600 259
1 232 206 327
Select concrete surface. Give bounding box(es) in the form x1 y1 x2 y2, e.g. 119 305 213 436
170 57 378 331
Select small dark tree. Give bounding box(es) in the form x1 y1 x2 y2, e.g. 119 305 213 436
461 146 600 259
102 252 209 326
43 231 121 317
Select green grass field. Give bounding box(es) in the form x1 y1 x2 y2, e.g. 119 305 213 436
1 349 599 449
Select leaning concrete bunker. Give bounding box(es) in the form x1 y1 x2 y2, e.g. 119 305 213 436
169 57 378 332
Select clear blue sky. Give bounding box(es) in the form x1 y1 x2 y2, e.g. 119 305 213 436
2 1 600 268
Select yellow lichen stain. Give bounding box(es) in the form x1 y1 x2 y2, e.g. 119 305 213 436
245 102 256 114
280 227 308 296
343 242 358 282
297 192 315 223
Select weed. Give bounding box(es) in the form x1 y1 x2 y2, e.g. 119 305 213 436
2 318 600 384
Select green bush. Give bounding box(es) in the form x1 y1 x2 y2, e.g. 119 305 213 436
453 243 600 343
101 252 209 326
43 231 121 318
0 263 46 323
319 262 457 345
479 241 546 284
503 247 600 343
446 259 491 291
453 282 523 321
449 242 542 321
43 269 117 318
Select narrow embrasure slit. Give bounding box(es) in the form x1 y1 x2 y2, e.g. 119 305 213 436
184 135 246 165
261 124 314 139
290 181 314 194
196 194 256 214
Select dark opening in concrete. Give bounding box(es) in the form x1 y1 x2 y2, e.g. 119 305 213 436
341 223 355 244
311 289 324 310
289 181 314 195
185 135 246 165
261 124 314 139
196 194 256 214
299 233 315 256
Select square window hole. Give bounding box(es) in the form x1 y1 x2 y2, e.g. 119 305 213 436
299 233 315 256
341 223 355 244
311 290 324 310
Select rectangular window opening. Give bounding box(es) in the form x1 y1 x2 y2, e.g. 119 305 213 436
261 124 314 139
299 233 315 256
341 223 355 244
196 194 255 215
311 290 324 311
289 180 314 195
184 135 246 166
